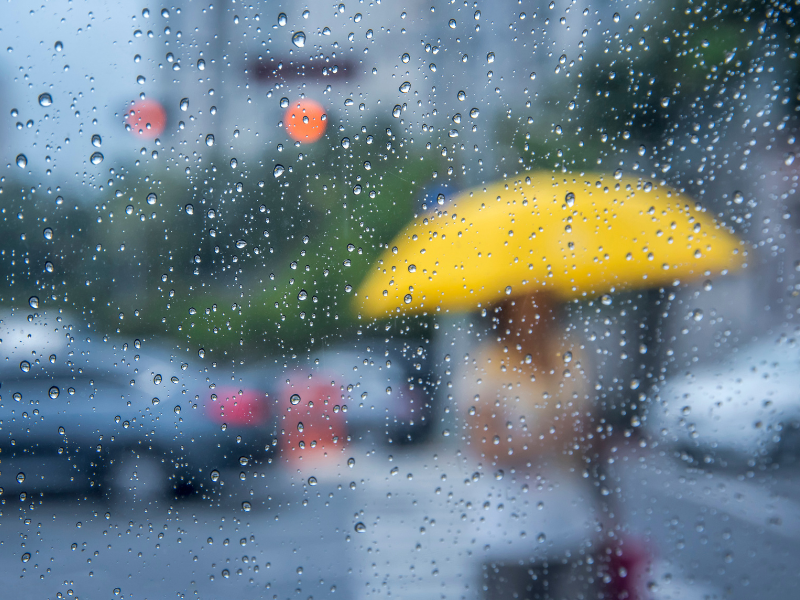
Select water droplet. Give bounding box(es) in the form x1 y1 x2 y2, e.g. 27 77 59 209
205 134 214 146
210 470 220 482
90 152 104 165
49 386 60 399
660 97 670 108
235 239 247 249
239 456 249 466
242 502 251 512
601 294 612 306
230 157 238 169
613 169 623 180
733 191 744 204
505 285 513 295
341 137 350 149
152 397 160 405
45 261 54 273
198 348 205 358
278 12 287 26
161 8 170 18
308 476 317 486
185 204 194 215
43 227 53 240
537 533 546 543
174 405 181 414
292 31 306 47
297 422 304 433
153 374 162 385
392 105 402 118
197 58 205 71
355 522 366 533
91 134 102 147
280 97 290 109
20 361 31 373
290 394 301 405
692 309 704 321
16 154 27 168
273 164 285 177
469 107 480 119
21 552 31 563
180 98 189 111
347 457 355 468
408 264 416 273
401 53 410 63
136 74 146 85
486 52 495 63
298 289 308 300
403 293 413 304
28 296 39 309
54 41 63 51
786 153 796 166
146 193 157 205
38 93 52 107
399 81 411 93
565 192 575 207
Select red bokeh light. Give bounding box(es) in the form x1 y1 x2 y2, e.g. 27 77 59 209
284 99 327 143
126 99 167 138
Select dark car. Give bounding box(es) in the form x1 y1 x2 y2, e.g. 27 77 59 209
0 310 277 502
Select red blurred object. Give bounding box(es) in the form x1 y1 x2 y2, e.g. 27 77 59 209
284 99 327 143
207 387 269 426
605 538 651 600
126 99 167 138
280 380 347 465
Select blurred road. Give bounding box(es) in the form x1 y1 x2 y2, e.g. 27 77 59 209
2 441 800 600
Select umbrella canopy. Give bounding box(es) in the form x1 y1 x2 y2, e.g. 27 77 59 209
357 172 745 317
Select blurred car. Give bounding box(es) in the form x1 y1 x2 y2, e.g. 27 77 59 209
0 311 277 501
644 339 800 466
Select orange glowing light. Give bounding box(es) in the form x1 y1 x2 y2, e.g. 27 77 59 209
284 99 327 143
126 99 167 138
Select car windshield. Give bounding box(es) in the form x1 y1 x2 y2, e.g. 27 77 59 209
1 1 799 599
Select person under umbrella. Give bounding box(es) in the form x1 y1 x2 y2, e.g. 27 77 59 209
356 171 745 598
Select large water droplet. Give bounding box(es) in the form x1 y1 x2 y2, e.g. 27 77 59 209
197 58 205 71
180 97 189 111
16 154 27 168
91 134 102 147
28 296 39 309
54 41 63 52
235 239 247 249
198 348 205 358
43 227 53 240
403 293 413 304
292 31 306 47
38 93 52 107
242 501 251 512
147 193 157 205
399 81 411 93
21 552 31 563
20 361 31 373
273 164 285 177
297 422 304 433
278 12 287 26
307 476 317 486
290 393 301 405
392 105 402 118
354 522 366 533
205 134 214 146
210 469 220 482
185 204 194 215
90 152 104 165
49 386 60 399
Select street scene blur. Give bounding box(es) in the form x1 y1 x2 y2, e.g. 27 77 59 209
1 0 799 598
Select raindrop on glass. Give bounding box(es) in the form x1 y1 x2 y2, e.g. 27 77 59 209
290 394 301 405
273 164 285 177
38 93 52 107
185 204 194 215
43 228 53 240
90 152 104 165
180 98 189 111
49 386 60 399
146 193 157 205
210 469 220 482
28 296 39 309
16 154 27 168
292 31 306 48
205 134 215 146
278 12 287 26
20 361 31 373
91 134 102 147
355 522 366 533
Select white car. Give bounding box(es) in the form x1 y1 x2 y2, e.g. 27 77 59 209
645 339 800 465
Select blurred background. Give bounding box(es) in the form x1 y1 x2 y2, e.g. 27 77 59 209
0 0 799 598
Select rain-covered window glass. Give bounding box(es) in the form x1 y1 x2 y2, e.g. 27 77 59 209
2 1 799 598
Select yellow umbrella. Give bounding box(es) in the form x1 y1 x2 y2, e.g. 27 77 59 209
357 172 745 317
